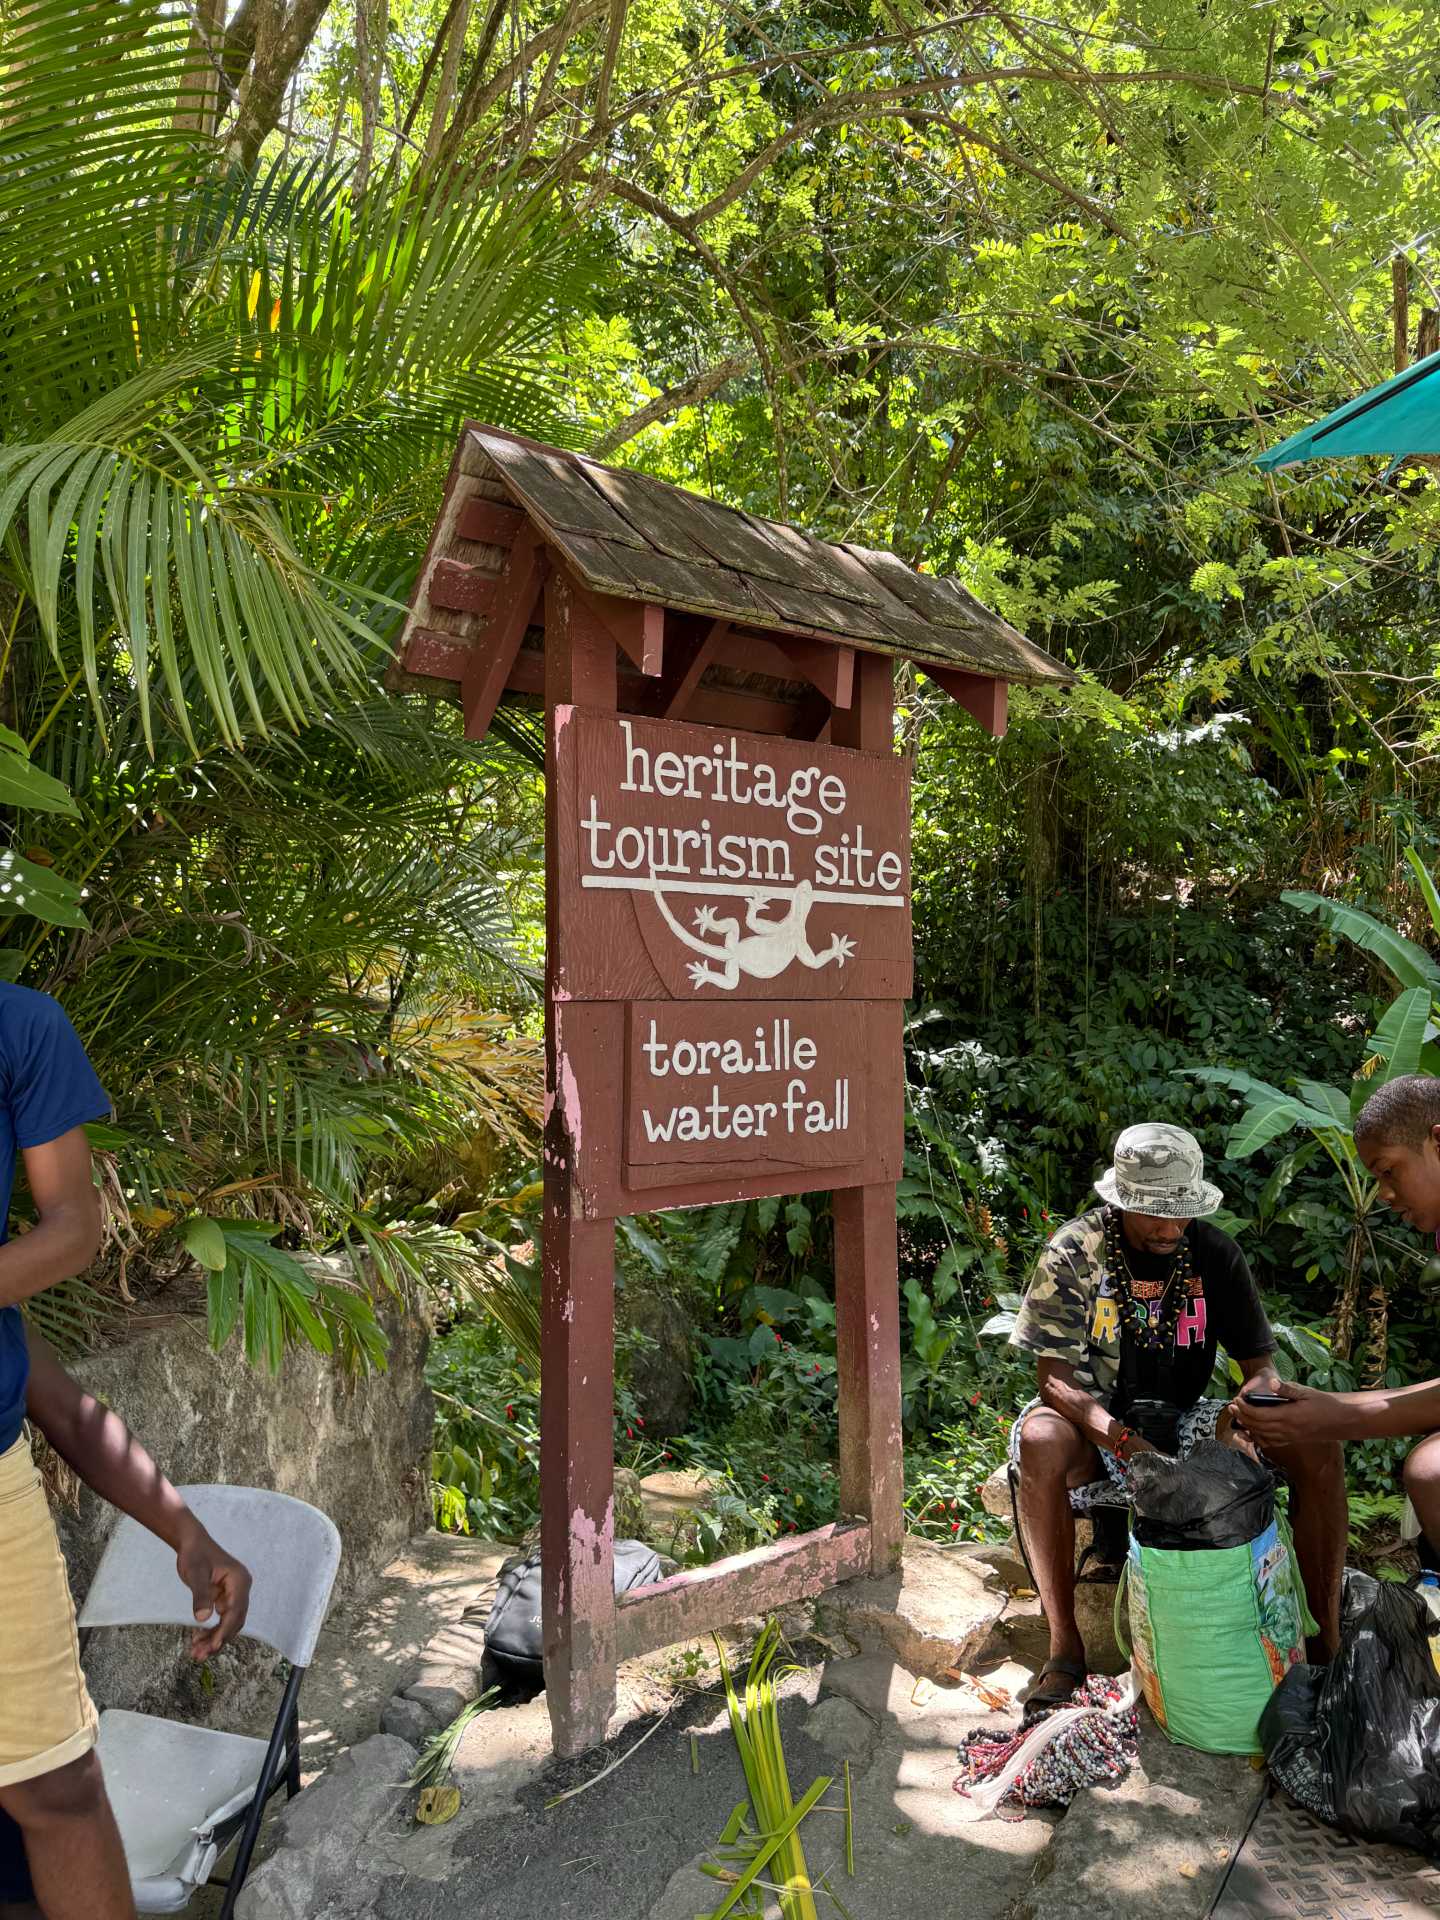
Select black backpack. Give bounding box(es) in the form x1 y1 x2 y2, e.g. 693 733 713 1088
482 1540 661 1679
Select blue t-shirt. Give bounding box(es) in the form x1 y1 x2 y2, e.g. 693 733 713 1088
0 986 109 1452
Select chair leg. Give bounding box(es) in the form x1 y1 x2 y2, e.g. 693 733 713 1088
285 1699 302 1799
219 1665 305 1920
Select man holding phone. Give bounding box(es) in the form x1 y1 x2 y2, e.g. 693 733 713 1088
1235 1075 1440 1569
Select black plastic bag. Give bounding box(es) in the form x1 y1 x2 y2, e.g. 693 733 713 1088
483 1538 661 1678
1261 1568 1440 1856
1128 1439 1276 1551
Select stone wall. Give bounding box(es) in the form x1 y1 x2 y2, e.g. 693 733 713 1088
54 1302 432 1729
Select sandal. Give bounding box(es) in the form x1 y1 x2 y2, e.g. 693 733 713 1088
1022 1657 1087 1715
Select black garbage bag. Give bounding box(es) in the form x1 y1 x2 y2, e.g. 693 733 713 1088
1128 1439 1276 1551
1260 1568 1440 1855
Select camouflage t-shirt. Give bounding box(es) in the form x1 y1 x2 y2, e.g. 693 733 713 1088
1009 1205 1273 1409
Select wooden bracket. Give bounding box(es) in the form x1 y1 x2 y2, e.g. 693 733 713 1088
925 667 1008 738
576 586 665 678
657 618 728 719
773 634 854 709
460 527 546 739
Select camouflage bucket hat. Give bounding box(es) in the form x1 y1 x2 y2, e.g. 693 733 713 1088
1094 1123 1222 1219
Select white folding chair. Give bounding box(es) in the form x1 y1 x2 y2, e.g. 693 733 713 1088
77 1485 341 1917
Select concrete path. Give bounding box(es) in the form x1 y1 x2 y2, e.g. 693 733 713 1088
229 1534 1264 1920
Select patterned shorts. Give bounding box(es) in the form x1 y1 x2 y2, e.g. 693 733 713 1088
1007 1397 1226 1512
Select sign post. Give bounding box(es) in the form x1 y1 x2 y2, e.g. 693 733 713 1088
391 424 1072 1756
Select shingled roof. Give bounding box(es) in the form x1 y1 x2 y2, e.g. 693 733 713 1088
393 425 1072 723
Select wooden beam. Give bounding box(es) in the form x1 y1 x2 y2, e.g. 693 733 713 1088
455 497 525 546
788 687 834 743
430 558 499 616
542 570 620 1758
504 649 545 697
613 1523 872 1661
925 666 1008 738
833 1185 904 1573
401 627 470 684
459 528 544 740
574 584 664 677
830 646 904 1576
658 618 728 719
773 634 854 709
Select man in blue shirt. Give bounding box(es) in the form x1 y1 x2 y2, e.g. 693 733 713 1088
0 985 132 1918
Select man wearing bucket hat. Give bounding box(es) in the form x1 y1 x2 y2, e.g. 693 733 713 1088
1007 1122 1347 1710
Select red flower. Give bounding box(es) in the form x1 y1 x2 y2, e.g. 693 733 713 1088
636 1417 645 1428
505 1405 515 1420
663 1450 672 1460
761 1472 770 1482
951 1520 960 1533
774 1328 783 1342
626 1426 634 1439
969 1391 982 1406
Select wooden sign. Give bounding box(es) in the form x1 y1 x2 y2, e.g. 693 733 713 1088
548 704 910 1214
552 707 912 1003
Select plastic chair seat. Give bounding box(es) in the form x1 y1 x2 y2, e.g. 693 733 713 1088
96 1710 277 1913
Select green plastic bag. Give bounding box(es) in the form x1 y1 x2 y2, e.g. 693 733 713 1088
1118 1517 1309 1756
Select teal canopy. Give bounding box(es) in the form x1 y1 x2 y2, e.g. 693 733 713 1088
1255 349 1440 469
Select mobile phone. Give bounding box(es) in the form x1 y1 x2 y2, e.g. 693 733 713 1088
1241 1390 1289 1407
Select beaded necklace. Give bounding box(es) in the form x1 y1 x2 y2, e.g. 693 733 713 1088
1102 1206 1193 1353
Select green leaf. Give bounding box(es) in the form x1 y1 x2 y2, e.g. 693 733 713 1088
0 849 88 928
1405 848 1440 945
182 1214 227 1271
1364 986 1432 1084
1282 890 1440 995
0 731 78 816
1227 1099 1310 1158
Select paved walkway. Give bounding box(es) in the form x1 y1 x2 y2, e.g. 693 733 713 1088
228 1535 1267 1920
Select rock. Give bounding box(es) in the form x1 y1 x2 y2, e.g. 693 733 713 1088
802 1694 877 1760
625 1291 694 1435
1017 1708 1263 1919
981 1463 1014 1520
614 1466 646 1540
816 1538 1009 1677
381 1694 437 1746
640 1468 716 1554
235 1734 415 1919
63 1295 432 1728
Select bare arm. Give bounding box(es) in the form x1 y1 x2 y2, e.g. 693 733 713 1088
1037 1357 1155 1455
0 1129 100 1308
1236 1374 1440 1447
26 1333 251 1657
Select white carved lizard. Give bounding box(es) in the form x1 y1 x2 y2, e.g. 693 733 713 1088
651 880 856 990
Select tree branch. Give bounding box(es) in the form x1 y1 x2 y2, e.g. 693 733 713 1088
594 353 754 455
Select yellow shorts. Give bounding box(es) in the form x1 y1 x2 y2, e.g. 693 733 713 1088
0 1435 97 1788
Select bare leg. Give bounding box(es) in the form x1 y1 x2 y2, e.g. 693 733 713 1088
1404 1432 1440 1568
0 1753 134 1920
1017 1409 1102 1670
1264 1436 1346 1659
